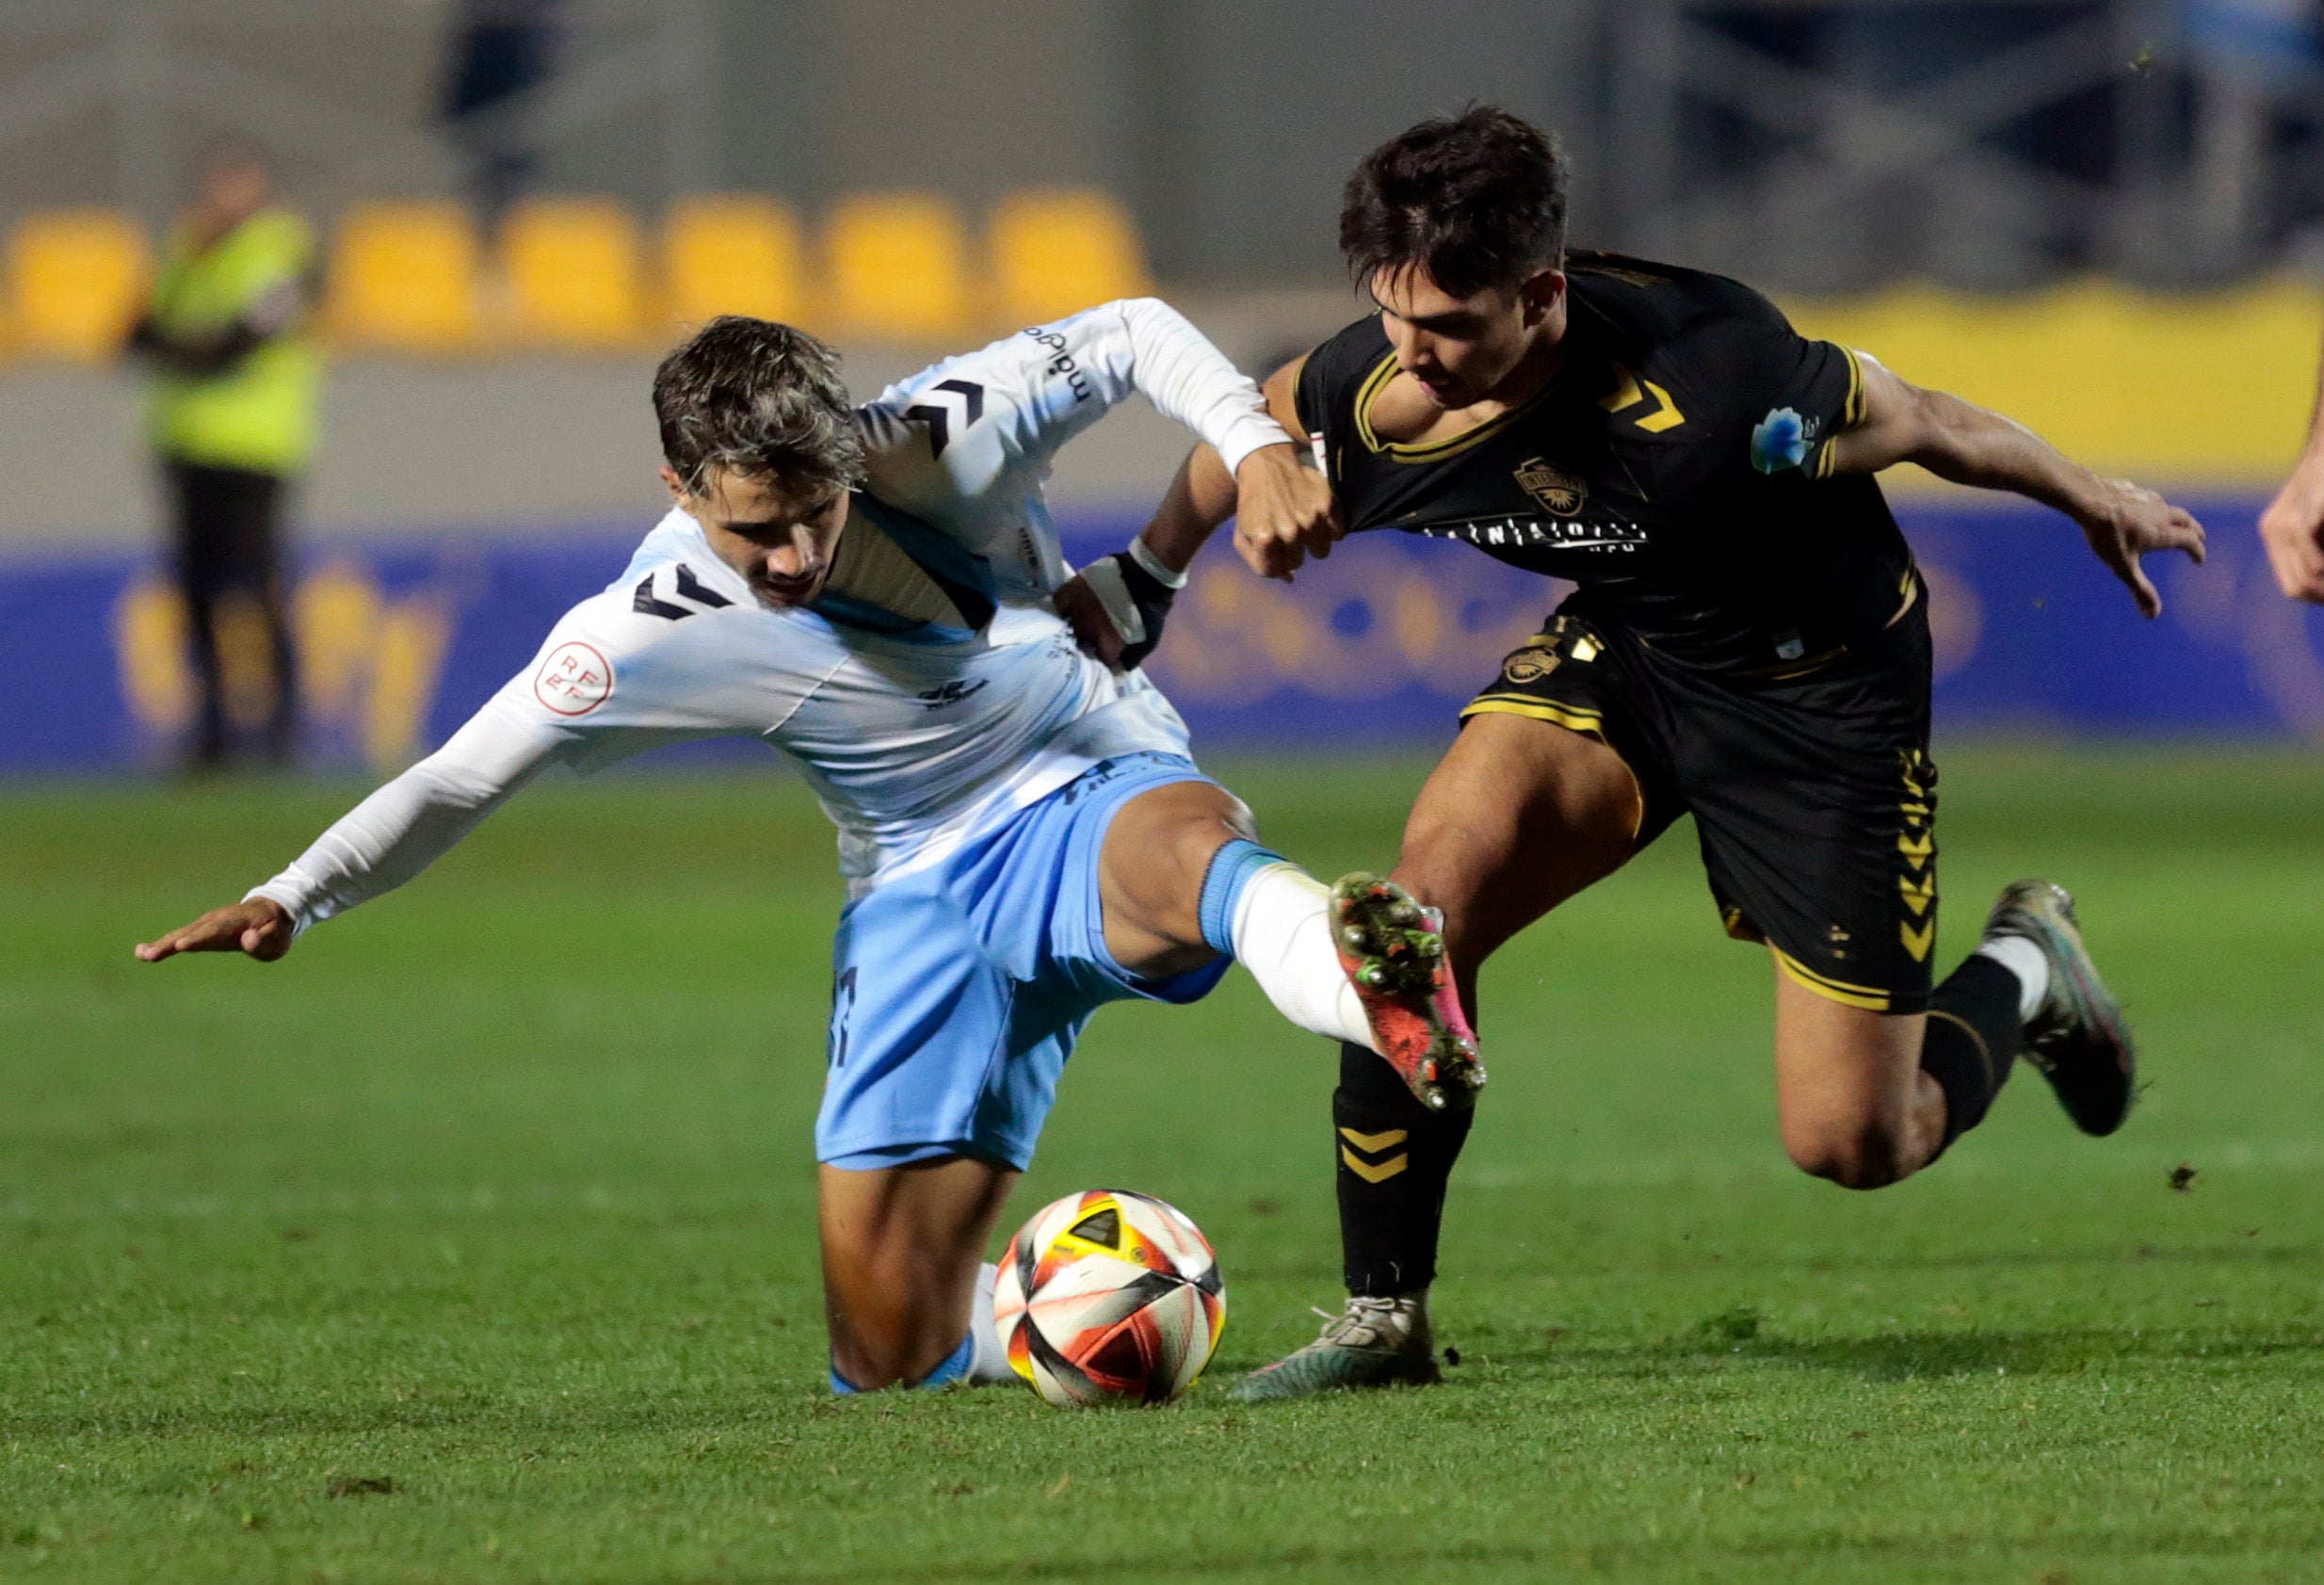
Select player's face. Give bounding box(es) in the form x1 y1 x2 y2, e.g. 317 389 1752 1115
1370 266 1565 409
670 464 852 608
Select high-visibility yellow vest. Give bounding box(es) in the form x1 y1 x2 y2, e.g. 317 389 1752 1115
145 208 320 475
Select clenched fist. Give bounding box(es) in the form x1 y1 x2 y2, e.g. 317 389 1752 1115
1231 443 1342 582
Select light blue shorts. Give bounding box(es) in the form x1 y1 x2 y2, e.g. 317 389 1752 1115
816 752 1230 1173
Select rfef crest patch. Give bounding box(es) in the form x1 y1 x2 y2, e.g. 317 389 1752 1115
534 641 613 716
1514 457 1587 515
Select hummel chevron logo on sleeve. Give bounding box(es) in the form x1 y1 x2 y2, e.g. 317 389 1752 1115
904 380 985 458
672 564 732 607
634 565 735 622
634 575 692 620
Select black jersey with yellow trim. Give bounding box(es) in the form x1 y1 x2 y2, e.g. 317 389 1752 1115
1296 251 1916 673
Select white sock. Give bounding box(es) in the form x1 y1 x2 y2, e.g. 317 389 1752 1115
1976 934 2050 1021
966 1261 1016 1385
1229 864 1378 1052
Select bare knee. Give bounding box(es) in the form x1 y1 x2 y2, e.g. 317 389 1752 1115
1783 1112 1912 1189
1773 976 1941 1189
823 1239 970 1390
1100 783 1256 977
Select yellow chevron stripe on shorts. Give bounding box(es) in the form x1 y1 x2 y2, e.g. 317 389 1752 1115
1773 946 1893 1012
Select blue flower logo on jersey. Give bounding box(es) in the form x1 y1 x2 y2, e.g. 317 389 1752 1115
1750 407 1810 475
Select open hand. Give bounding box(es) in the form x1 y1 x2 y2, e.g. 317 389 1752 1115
136 898 295 963
1231 443 1341 582
2258 460 2324 604
2077 479 2205 619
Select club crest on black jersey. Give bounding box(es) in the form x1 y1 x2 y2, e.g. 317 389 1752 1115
1295 251 1920 674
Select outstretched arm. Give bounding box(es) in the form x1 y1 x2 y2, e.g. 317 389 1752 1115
136 697 569 963
2258 329 2324 604
1827 355 2206 619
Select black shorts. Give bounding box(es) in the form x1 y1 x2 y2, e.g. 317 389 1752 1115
1461 594 1939 1014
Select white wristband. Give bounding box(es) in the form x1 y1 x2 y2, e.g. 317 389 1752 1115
1076 556 1146 647
1215 412 1297 478
1125 536 1189 590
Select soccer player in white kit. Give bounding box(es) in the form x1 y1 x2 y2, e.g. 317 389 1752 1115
135 301 1483 1393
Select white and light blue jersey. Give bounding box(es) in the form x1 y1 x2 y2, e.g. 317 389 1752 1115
249 299 1289 927
501 503 1191 890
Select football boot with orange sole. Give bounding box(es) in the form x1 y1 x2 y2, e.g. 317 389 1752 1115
1331 871 1486 1112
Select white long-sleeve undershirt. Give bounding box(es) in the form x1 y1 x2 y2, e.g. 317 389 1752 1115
1105 296 1288 477
247 699 567 933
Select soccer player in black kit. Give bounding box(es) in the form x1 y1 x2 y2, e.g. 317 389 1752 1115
1120 108 2208 1401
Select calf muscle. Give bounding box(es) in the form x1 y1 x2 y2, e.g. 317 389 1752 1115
819 1157 1018 1389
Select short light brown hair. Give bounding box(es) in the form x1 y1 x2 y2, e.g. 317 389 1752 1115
652 315 866 498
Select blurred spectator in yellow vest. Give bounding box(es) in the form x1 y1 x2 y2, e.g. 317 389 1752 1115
125 146 320 769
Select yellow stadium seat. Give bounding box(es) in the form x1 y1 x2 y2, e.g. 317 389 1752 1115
326 201 484 353
1786 279 2324 484
664 195 812 331
7 209 151 361
499 198 650 350
826 192 973 342
991 189 1153 326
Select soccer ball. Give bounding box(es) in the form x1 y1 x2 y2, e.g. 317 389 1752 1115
993 1189 1225 1407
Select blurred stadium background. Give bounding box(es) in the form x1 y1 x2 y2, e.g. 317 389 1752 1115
0 0 2320 773
6 12 2324 1575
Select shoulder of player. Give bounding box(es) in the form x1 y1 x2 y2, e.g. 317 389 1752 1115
518 552 806 723
1571 256 1809 434
538 579 703 671
1309 312 1390 373
1295 314 1392 422
1571 253 1797 377
1567 251 1791 332
554 535 759 658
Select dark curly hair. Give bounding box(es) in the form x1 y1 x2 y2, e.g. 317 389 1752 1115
652 315 865 498
1340 105 1569 299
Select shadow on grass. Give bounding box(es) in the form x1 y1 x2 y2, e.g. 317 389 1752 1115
1472 1319 2324 1383
1770 1240 2324 1278
1747 1325 2324 1380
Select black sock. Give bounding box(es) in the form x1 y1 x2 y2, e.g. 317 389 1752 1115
1920 953 2025 1151
1334 1040 1474 1298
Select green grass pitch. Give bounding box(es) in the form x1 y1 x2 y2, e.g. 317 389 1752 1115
4 746 2322 1583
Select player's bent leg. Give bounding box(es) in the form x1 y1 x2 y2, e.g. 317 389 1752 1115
1097 778 1260 980
1771 879 2135 1192
1771 975 1947 1189
1235 714 1642 1403
818 1155 1019 1392
1099 777 1479 1108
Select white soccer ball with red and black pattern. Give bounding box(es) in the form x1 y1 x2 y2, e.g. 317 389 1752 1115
993 1189 1225 1407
